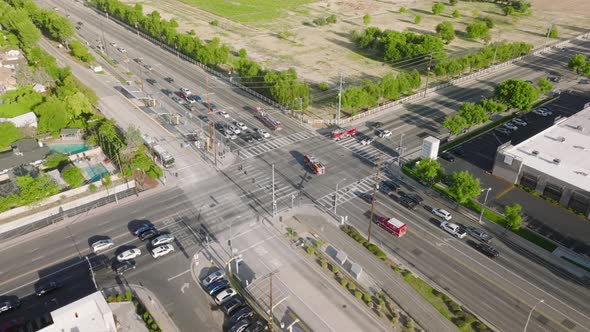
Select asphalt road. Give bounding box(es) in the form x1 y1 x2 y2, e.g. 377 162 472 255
7 1 590 331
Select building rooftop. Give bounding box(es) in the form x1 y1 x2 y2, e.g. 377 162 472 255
502 106 590 192
0 111 38 128
40 291 116 332
0 139 49 172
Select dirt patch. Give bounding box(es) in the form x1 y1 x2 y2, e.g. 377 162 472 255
124 0 590 118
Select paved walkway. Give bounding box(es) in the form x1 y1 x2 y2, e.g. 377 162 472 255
282 208 459 332
131 284 181 332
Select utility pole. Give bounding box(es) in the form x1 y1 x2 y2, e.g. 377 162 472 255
367 158 381 242
207 76 215 156
268 271 276 332
544 21 554 50
299 97 304 125
101 21 108 58
423 52 433 98
272 164 277 217
85 256 98 291
337 73 343 125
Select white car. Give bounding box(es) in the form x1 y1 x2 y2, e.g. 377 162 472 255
234 122 248 131
151 234 175 247
511 118 527 126
228 125 240 135
117 248 141 262
218 111 229 118
215 288 237 304
377 129 392 138
532 108 552 116
144 64 153 71
432 208 452 220
440 221 466 239
201 270 226 287
503 122 518 131
110 42 117 47
180 87 192 95
117 47 126 53
255 128 270 138
185 97 196 104
151 244 175 258
91 239 114 253
360 137 375 146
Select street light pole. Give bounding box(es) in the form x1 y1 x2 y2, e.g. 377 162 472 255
524 299 544 332
85 256 98 291
479 187 492 223
334 178 347 214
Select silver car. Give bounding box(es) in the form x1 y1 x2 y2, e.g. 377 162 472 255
503 121 518 131
117 248 141 262
151 234 175 247
92 239 114 253
511 118 527 126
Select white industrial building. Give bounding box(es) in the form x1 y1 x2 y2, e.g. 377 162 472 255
40 291 116 332
493 105 590 217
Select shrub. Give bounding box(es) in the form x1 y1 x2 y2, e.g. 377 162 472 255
392 265 401 272
125 290 133 302
454 318 466 327
348 283 356 291
450 303 462 314
313 17 327 26
362 14 371 26
405 318 414 329
332 265 339 273
88 184 97 192
210 20 219 26
143 312 149 320
340 279 349 288
106 295 116 302
318 82 329 91
401 269 412 277
391 316 398 325
363 293 372 303
414 15 422 24
432 2 445 15
478 16 495 28
116 294 124 302
452 10 460 18
306 247 315 255
474 322 488 331
400 7 407 13
326 15 337 24
450 0 458 5
354 291 362 299
321 260 328 269
315 239 323 248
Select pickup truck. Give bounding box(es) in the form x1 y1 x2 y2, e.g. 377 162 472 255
440 221 466 239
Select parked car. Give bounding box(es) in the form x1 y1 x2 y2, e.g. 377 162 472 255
180 87 191 95
151 234 175 247
187 95 203 103
202 270 226 287
243 320 268 332
252 132 263 141
172 96 186 104
91 239 114 253
207 279 230 295
133 57 142 63
451 147 465 156
512 118 527 126
255 128 270 138
132 224 155 236
532 108 552 116
164 77 174 83
242 134 254 143
151 244 174 258
224 131 238 140
229 318 252 332
376 129 392 138
144 64 153 71
378 181 396 195
235 122 248 130
439 152 455 162
221 296 245 315
503 121 518 131
359 193 373 203
218 111 229 118
466 227 493 243
215 288 237 304
475 242 499 258
117 47 126 53
432 208 452 220
36 281 63 296
494 127 512 135
0 299 20 314
146 78 157 85
117 248 141 261
228 125 241 135
230 307 254 324
440 221 466 238
112 260 137 275
360 137 375 146
139 229 160 241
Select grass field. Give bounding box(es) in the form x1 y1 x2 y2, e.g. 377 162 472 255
176 0 317 23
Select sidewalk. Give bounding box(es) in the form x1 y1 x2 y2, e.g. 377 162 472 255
282 207 459 332
130 284 181 332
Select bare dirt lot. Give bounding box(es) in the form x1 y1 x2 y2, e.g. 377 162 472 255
125 0 590 117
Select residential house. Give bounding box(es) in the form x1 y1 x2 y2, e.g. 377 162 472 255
0 111 38 128
0 139 50 175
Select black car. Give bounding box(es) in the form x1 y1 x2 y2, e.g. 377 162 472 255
164 77 174 83
230 307 254 324
379 180 400 194
399 197 417 210
252 132 263 141
132 224 155 236
36 281 63 297
404 193 423 205
222 296 245 315
229 318 252 332
451 147 465 156
242 134 254 143
112 260 137 275
476 243 499 258
161 89 172 96
439 152 455 162
146 78 157 85
139 229 160 241
466 227 493 243
244 320 269 332
215 122 226 131
359 193 373 203
0 299 20 314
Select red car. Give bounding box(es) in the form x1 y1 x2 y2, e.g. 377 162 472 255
175 91 187 99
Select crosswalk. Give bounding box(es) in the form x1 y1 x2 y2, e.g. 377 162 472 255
316 172 390 209
238 130 318 160
323 134 396 165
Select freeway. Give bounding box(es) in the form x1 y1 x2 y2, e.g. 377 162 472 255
9 1 590 332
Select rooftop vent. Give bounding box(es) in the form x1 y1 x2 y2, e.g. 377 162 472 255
558 136 566 142
553 158 561 165
532 150 540 156
573 145 586 150
575 171 588 176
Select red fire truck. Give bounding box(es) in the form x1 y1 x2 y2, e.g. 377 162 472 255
304 154 325 175
331 127 357 141
255 107 283 131
376 216 407 237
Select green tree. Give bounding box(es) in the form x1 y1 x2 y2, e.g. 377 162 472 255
495 79 540 111
62 166 85 188
449 171 481 204
442 115 467 135
567 54 587 72
504 203 523 230
548 24 558 39
537 78 553 94
415 158 444 184
400 7 407 13
478 16 494 28
14 174 59 206
503 6 515 16
69 40 95 63
436 21 455 43
466 21 489 40
478 99 507 114
414 15 422 24
35 97 71 135
432 2 445 15
129 145 163 179
452 10 460 18
458 102 488 125
0 123 20 150
43 153 69 170
237 48 247 58
362 14 371 26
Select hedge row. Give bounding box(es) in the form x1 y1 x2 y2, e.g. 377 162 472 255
106 290 162 332
341 225 387 260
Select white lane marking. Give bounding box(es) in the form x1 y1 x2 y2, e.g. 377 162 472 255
168 269 191 281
